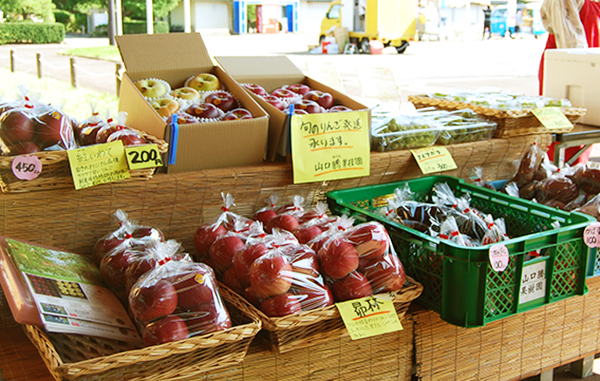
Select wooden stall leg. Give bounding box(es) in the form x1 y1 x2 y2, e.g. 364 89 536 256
570 355 594 378
524 369 554 381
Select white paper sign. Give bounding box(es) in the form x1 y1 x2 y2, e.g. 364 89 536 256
519 260 546 304
489 244 509 272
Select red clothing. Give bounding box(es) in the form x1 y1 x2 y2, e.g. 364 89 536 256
538 0 600 164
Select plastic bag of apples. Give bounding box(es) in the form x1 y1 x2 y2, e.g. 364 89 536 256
127 240 232 347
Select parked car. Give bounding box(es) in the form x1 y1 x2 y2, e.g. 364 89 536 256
490 3 546 38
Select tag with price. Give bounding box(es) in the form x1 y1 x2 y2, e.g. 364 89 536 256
12 155 42 180
531 107 573 130
489 244 509 272
584 222 600 248
125 145 163 170
410 147 457 175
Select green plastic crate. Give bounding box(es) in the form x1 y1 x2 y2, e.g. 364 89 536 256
326 175 595 328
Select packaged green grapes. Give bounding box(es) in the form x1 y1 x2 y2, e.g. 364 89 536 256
371 115 441 152
417 109 497 145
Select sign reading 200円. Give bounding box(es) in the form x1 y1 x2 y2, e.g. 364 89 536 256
290 111 370 184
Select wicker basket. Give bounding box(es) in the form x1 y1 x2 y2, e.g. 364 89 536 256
0 130 168 193
250 276 423 354
408 95 586 138
21 284 261 381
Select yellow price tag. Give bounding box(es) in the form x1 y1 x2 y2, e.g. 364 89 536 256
410 146 457 174
290 111 370 184
67 140 130 190
125 144 163 170
335 293 403 340
531 107 573 130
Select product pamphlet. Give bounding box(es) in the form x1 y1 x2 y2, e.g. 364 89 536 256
5 238 141 345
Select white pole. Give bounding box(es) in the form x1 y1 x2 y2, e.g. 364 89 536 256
147 0 154 34
115 0 123 35
184 0 192 32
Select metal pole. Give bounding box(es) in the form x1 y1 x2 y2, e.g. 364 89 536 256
9 50 14 72
70 57 77 88
146 0 154 34
107 0 116 45
116 63 122 97
36 53 43 79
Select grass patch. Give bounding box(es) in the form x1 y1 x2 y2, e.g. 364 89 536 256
0 67 118 122
59 46 121 62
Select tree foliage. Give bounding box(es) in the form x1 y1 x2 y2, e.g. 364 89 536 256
1 0 57 22
50 0 179 20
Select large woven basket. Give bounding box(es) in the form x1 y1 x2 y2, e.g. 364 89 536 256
408 95 586 138
0 129 168 193
250 276 423 354
21 284 261 381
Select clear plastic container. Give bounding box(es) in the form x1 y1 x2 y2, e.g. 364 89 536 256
418 109 497 145
371 115 441 152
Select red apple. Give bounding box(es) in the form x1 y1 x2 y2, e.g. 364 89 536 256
244 286 261 308
100 248 136 289
303 90 334 109
175 112 199 124
252 209 278 226
261 293 302 317
318 238 359 280
193 224 228 261
249 255 293 298
328 105 353 113
285 245 320 278
292 283 334 310
265 214 299 234
233 241 269 282
292 109 308 115
0 109 35 145
96 124 125 144
204 91 237 113
346 222 390 261
107 128 147 146
271 88 299 99
223 108 253 120
363 254 406 293
130 279 179 322
293 224 323 245
8 141 40 155
132 226 164 241
78 124 104 146
208 235 245 273
184 301 232 335
33 110 73 149
124 255 157 291
292 99 323 114
185 102 222 119
262 95 286 111
93 235 129 266
142 315 189 346
221 265 245 295
284 83 311 96
242 83 268 97
330 272 373 302
170 268 215 310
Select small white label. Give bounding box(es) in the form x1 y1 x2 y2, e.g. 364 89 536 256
519 260 546 304
489 244 509 272
584 222 600 248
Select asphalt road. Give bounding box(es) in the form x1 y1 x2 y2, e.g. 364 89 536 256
0 32 547 103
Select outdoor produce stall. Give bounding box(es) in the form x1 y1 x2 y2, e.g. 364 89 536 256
1 32 599 381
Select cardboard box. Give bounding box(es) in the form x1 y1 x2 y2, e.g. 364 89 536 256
116 33 269 173
215 56 369 161
543 48 600 126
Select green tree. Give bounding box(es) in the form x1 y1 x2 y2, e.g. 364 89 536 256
51 0 179 20
1 0 57 22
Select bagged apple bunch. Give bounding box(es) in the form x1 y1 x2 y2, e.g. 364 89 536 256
313 219 406 302
75 110 149 148
0 88 77 155
128 240 232 346
233 228 334 317
241 82 353 115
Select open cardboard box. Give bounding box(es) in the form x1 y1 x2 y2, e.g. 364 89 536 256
116 33 269 173
215 56 369 161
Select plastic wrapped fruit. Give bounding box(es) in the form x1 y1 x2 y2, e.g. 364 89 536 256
418 109 497 145
371 115 441 152
129 241 232 346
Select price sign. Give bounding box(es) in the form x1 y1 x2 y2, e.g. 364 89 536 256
531 107 573 130
410 146 457 174
12 155 42 180
335 293 402 340
290 111 370 184
584 222 600 248
67 141 130 190
489 244 509 272
125 145 163 170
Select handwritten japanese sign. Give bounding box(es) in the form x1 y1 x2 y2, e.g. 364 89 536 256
584 222 600 248
290 111 370 184
67 141 130 190
125 144 163 170
335 293 402 340
531 107 573 130
519 260 546 304
410 146 457 174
